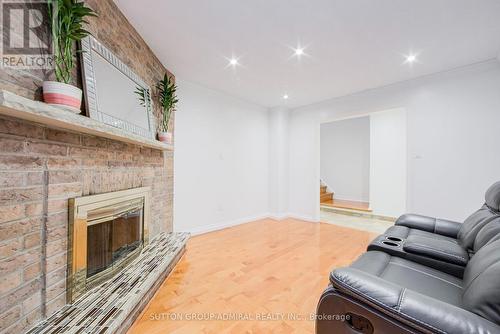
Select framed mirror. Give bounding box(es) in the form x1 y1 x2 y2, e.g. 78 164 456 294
80 36 156 139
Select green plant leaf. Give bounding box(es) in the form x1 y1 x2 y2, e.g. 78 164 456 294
156 73 178 132
48 0 98 83
135 86 148 107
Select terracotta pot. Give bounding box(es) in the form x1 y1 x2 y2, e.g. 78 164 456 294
158 131 172 144
42 81 82 113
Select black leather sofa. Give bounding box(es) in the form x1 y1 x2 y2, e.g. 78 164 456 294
316 182 500 334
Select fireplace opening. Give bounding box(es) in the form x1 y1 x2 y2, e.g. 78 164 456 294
85 199 144 288
87 207 143 278
68 187 151 302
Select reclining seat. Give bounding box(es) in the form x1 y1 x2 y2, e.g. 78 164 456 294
316 238 500 334
370 182 500 276
387 181 500 244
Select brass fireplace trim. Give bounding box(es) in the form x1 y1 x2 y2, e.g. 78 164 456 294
67 187 151 302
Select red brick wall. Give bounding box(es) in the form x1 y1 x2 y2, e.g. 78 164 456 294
0 1 174 333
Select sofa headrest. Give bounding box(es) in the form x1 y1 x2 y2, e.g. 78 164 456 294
485 181 500 212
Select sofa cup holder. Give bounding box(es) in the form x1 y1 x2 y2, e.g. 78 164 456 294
381 241 400 247
386 236 403 242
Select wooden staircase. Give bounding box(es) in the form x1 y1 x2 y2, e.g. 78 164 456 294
320 184 334 203
320 182 372 212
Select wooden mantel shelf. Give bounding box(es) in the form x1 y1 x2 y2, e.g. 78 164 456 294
0 90 173 151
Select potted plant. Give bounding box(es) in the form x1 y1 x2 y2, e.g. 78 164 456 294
43 0 97 112
156 74 178 143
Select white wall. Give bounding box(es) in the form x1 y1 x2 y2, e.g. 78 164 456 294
289 60 500 222
320 117 370 202
369 109 407 217
174 80 269 234
268 107 290 218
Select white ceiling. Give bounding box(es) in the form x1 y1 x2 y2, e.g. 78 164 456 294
114 0 500 108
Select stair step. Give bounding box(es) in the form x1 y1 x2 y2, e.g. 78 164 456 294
320 185 327 194
320 199 372 212
320 192 333 201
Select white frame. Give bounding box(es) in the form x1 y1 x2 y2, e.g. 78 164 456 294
317 108 408 220
80 36 156 139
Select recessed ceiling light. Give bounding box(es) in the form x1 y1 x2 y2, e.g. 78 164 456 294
406 54 417 63
225 55 242 69
294 48 304 56
287 43 310 60
403 52 420 65
283 94 289 100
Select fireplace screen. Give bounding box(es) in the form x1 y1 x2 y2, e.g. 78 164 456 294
68 187 150 302
87 207 143 278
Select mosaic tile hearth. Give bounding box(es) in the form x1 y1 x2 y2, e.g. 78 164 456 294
27 232 189 334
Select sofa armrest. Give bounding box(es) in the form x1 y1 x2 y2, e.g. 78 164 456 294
403 235 469 266
331 268 500 334
396 213 461 238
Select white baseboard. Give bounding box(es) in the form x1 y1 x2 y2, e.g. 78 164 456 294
267 213 289 221
286 213 319 223
181 213 271 236
268 212 318 222
177 212 320 235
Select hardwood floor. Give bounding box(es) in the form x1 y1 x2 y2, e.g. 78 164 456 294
321 198 372 212
128 219 376 334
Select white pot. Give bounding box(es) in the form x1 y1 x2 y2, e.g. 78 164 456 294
158 131 172 144
42 81 82 113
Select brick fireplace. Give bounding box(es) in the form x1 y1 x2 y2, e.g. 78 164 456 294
0 0 180 334
0 118 173 333
0 0 175 332
0 90 187 333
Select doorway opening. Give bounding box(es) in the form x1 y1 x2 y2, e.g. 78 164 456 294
319 109 407 232
320 116 371 211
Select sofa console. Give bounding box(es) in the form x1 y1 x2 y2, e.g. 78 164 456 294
368 233 467 277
